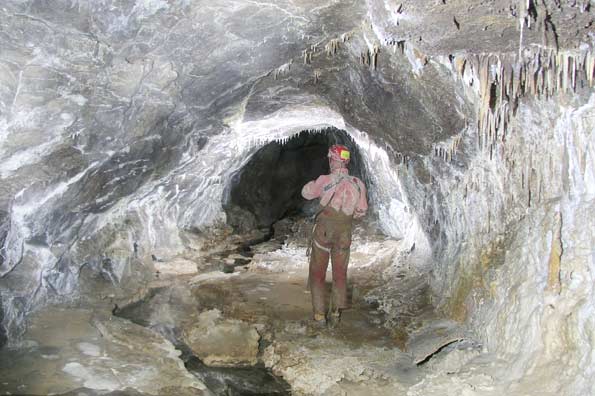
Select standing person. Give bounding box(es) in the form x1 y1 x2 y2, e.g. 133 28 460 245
301 144 368 327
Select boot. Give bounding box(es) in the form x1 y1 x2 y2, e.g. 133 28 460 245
311 313 326 328
327 309 341 328
307 313 327 335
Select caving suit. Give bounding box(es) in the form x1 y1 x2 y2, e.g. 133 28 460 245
301 166 368 317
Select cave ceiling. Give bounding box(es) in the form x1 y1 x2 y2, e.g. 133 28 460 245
1 1 592 212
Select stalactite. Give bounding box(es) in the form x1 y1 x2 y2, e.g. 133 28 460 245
536 64 544 96
458 45 595 158
497 57 504 108
556 52 563 92
455 57 466 78
521 170 525 189
397 40 405 54
325 39 340 57
564 54 570 92
478 55 492 148
372 43 380 70
546 212 563 294
313 69 321 84
586 50 595 86
302 49 310 65
537 171 542 203
361 50 372 66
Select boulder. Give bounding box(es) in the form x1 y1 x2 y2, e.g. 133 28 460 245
182 309 260 367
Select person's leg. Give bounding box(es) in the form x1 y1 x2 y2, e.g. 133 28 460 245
330 224 352 313
330 247 350 310
309 223 331 320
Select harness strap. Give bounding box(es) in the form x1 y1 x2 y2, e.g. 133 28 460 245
323 174 361 196
313 239 331 253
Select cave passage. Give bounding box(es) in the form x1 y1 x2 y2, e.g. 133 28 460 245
224 128 369 231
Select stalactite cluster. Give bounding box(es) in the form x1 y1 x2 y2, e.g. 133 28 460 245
426 48 594 252
360 43 380 69
386 38 406 54
273 60 293 80
449 46 595 158
313 69 322 84
302 49 313 65
325 38 340 57
299 34 348 67
433 135 464 163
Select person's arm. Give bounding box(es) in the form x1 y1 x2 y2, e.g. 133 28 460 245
353 179 368 218
301 176 326 200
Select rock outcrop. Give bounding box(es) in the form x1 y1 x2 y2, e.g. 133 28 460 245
182 309 261 367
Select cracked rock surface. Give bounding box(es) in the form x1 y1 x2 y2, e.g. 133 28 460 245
0 307 208 395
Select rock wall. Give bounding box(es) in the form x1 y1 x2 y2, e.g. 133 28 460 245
398 38 595 396
363 1 595 392
437 96 594 392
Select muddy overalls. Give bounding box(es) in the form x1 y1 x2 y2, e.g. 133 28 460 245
309 206 354 316
303 171 367 318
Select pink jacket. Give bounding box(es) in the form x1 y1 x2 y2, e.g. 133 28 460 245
302 168 368 218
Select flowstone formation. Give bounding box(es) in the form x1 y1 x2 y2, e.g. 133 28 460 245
0 0 594 395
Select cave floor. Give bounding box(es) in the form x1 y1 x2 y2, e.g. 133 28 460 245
0 223 492 396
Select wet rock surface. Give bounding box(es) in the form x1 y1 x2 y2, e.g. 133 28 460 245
0 308 208 395
184 355 291 396
111 225 471 395
182 309 261 367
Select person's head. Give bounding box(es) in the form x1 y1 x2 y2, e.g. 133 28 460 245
328 144 350 171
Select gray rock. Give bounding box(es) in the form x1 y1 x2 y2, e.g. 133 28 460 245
0 307 209 395
182 309 261 367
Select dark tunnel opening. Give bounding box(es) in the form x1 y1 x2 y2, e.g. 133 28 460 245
224 128 369 233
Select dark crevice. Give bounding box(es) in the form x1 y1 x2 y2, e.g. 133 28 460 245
224 127 369 233
416 339 465 366
179 342 291 396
